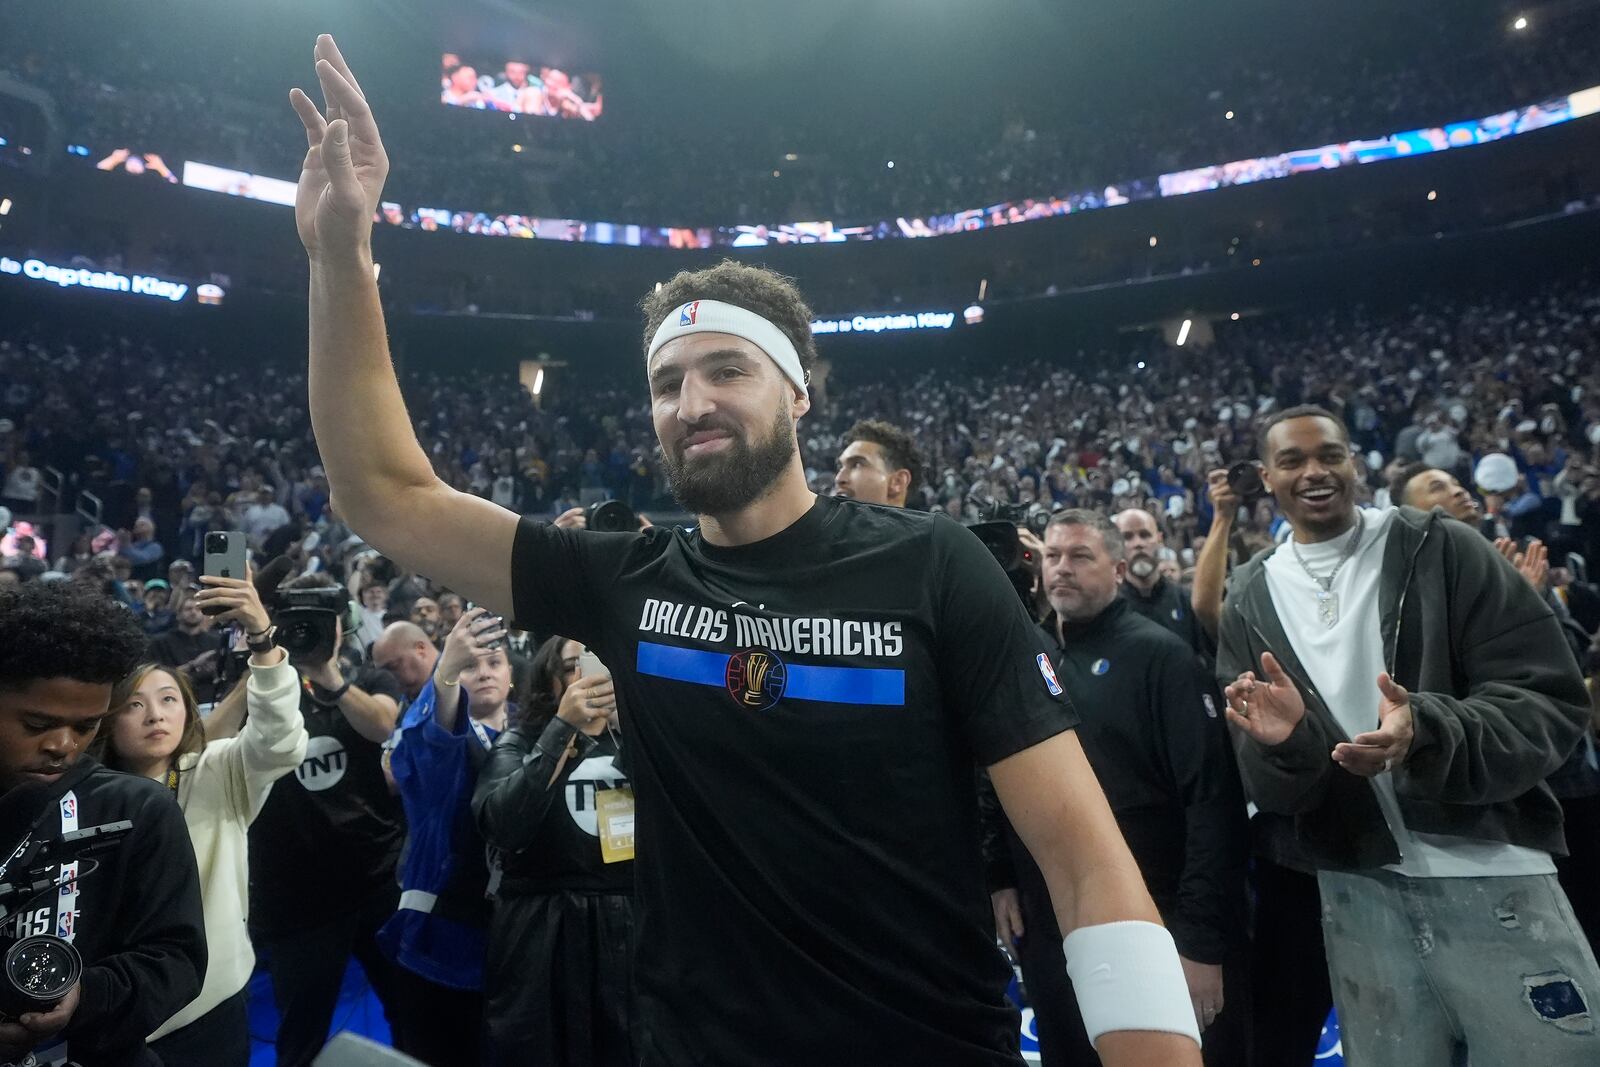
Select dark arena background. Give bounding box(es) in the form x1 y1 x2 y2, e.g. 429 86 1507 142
2 1 1600 1065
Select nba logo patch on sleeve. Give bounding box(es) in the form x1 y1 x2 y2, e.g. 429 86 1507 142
1037 653 1064 697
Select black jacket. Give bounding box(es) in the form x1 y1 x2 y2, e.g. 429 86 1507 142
472 716 632 898
1216 506 1591 870
0 758 206 1066
984 599 1248 963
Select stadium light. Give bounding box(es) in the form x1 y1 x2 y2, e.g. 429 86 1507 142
532 367 545 396
1252 258 1262 267
1176 319 1192 346
0 199 10 216
978 277 988 302
512 144 523 153
772 170 781 178
1148 235 1158 247
1230 312 1241 321
1224 110 1235 120
1137 361 1146 369
886 160 895 169
372 262 381 281
1513 15 1528 30
784 153 798 162
1427 189 1438 200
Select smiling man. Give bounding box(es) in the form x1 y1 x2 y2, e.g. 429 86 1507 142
0 580 206 1066
289 35 1201 1066
1217 405 1600 1066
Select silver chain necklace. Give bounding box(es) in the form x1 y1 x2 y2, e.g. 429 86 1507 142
1290 510 1364 628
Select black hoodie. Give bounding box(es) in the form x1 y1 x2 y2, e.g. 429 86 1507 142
0 757 206 1066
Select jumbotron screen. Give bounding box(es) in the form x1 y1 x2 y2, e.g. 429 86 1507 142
440 53 603 120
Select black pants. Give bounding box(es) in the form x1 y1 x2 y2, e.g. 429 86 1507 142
255 880 406 1067
1014 854 1250 1066
146 988 250 1067
1249 858 1330 1067
484 890 635 1067
385 965 487 1066
1557 791 1600 961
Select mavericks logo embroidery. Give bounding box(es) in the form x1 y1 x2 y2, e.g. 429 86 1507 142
1037 653 1064 696
726 647 788 710
679 300 700 326
1090 658 1111 676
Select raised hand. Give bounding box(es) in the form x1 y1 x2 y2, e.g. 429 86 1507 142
290 35 389 262
1223 651 1305 746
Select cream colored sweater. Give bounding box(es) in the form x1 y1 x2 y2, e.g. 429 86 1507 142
149 656 308 1040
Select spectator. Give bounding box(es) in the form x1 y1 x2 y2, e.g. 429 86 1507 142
147 582 224 707
95 570 307 1067
118 518 166 582
377 608 511 1065
241 487 290 548
1219 406 1599 1065
472 636 633 1066
134 578 176 636
0 450 42 514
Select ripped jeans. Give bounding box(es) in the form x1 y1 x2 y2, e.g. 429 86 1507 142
1318 869 1600 1066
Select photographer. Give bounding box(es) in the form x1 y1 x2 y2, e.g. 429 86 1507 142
0 580 206 1067
93 568 308 1067
245 573 407 1067
377 608 511 1064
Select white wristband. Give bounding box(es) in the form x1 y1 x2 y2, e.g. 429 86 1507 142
1063 920 1201 1048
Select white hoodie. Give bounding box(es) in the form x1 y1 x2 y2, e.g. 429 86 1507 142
149 655 309 1039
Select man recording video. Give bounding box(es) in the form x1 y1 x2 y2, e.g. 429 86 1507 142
289 36 1202 1065
242 573 407 1067
0 581 206 1067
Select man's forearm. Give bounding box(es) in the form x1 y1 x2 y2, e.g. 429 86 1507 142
308 256 438 535
334 684 398 743
1192 515 1231 641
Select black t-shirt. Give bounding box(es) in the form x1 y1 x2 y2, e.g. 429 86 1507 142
248 666 406 934
510 496 1077 1065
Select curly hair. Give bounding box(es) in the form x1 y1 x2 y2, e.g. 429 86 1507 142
0 581 149 692
842 419 925 503
639 260 818 381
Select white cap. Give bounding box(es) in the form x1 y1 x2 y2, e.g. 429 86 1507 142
1474 453 1519 493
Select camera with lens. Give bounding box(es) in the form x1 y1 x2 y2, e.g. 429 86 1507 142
0 820 131 1019
587 499 638 533
1226 461 1268 507
272 585 350 662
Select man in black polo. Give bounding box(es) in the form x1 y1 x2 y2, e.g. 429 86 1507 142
986 509 1248 1065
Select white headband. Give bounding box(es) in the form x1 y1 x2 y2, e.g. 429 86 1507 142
647 299 809 399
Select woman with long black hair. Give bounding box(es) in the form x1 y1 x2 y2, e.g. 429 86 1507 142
472 634 635 1066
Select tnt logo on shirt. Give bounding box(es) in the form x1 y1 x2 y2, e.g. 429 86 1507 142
565 755 628 837
295 735 348 792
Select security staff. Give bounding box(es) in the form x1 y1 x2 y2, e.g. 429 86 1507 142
985 510 1249 1066
1112 508 1211 664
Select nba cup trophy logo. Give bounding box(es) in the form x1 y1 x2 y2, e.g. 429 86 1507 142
727 647 787 710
